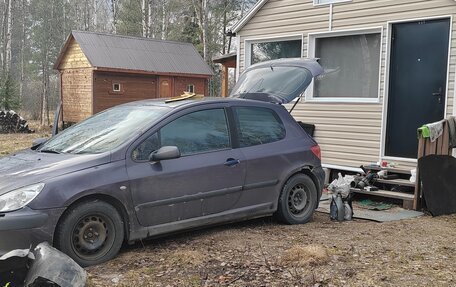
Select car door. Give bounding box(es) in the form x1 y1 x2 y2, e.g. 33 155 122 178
231 105 289 208
126 106 246 227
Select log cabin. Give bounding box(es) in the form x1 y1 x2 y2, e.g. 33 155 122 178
54 31 213 124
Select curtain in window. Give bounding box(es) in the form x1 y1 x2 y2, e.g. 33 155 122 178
314 33 381 98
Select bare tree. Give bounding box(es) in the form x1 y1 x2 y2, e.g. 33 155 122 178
2 0 12 74
141 0 147 37
109 0 118 33
192 0 209 61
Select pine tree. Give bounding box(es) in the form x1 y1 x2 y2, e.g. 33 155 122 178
0 73 20 111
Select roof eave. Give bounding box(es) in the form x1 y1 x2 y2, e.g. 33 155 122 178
93 66 213 77
231 0 269 33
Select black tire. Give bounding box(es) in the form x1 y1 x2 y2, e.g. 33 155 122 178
276 174 317 224
55 200 125 267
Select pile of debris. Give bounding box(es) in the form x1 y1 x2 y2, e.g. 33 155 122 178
0 110 34 133
0 242 87 287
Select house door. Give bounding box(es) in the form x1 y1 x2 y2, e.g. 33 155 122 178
385 18 450 158
159 77 173 98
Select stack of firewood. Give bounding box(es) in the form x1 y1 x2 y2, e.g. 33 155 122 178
0 110 34 133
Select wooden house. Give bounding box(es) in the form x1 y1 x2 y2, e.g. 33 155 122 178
54 31 213 123
232 0 456 172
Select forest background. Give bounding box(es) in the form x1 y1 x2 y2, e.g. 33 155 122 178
0 0 257 125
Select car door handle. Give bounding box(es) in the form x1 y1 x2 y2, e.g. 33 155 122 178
225 158 240 167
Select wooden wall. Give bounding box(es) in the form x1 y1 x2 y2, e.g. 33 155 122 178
61 69 93 122
174 77 208 96
93 71 209 115
58 38 93 123
93 72 159 114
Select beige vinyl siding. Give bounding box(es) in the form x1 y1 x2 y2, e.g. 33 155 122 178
238 0 456 170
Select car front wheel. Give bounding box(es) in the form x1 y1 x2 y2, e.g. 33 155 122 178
276 174 317 224
55 200 125 267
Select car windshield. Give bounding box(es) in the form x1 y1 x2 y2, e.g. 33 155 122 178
38 105 170 154
230 65 313 101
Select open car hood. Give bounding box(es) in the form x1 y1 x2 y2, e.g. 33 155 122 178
230 58 323 104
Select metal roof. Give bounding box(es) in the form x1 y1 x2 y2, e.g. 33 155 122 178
55 31 213 76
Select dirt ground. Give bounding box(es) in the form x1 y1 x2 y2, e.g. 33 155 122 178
85 213 456 287
1 127 456 287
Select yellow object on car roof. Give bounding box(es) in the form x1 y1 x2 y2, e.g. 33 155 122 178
165 92 204 103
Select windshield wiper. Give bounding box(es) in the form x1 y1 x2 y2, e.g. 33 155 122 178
39 149 61 154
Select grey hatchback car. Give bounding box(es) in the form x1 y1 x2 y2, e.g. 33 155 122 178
0 58 324 266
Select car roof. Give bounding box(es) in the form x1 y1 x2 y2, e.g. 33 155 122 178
119 97 280 110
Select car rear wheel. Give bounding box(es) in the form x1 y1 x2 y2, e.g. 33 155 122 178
55 200 124 267
276 174 317 224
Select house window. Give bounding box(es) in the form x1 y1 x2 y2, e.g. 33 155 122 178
313 0 352 5
187 84 195 93
309 29 382 102
247 37 302 66
113 83 121 92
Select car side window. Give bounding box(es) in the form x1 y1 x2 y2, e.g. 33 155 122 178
234 107 285 147
133 109 230 160
161 109 230 156
132 132 160 161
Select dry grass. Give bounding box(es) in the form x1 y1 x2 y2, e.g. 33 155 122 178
0 120 51 156
168 250 204 266
280 244 329 267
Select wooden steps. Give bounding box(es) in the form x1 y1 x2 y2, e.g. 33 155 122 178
375 178 415 188
351 188 414 209
347 165 416 209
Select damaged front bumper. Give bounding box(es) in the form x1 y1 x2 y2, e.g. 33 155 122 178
0 207 65 256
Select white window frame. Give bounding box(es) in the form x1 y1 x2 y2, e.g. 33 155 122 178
313 0 352 6
187 84 195 93
306 27 383 103
113 83 121 92
244 34 304 68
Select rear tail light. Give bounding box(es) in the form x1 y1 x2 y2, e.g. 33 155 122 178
311 145 321 160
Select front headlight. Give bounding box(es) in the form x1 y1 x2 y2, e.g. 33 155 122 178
0 183 45 213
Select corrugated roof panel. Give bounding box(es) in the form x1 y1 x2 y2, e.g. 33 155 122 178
71 31 213 76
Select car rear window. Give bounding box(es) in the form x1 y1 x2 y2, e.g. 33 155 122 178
233 107 285 147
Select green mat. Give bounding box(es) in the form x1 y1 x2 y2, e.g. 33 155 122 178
355 199 394 211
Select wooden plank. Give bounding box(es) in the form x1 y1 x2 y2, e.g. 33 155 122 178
375 178 415 187
413 136 425 210
364 165 412 175
442 122 450 155
352 188 414 200
436 130 444 155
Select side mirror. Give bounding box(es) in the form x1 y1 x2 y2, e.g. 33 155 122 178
149 146 181 162
31 138 49 150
